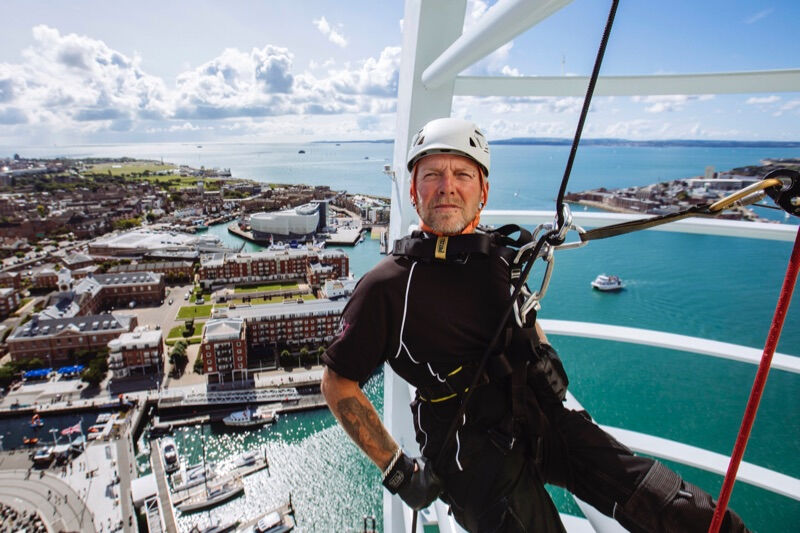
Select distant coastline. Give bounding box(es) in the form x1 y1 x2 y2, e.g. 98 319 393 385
313 138 800 148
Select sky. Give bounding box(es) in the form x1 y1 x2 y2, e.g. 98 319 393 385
0 0 798 147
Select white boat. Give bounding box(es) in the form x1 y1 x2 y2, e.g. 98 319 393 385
32 446 54 465
172 462 218 492
162 436 180 473
176 478 244 513
591 274 624 291
222 406 276 428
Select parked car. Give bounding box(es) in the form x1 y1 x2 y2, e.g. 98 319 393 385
168 298 174 305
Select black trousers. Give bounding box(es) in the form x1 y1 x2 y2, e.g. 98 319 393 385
433 386 749 533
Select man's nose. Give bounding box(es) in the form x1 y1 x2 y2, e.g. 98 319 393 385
437 170 457 194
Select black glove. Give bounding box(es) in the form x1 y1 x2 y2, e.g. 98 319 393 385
531 343 569 401
382 451 442 510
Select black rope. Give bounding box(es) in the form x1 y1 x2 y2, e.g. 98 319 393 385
551 0 619 244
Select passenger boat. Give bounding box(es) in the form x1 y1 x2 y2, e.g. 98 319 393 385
175 478 244 513
162 436 180 473
222 406 276 428
591 274 624 291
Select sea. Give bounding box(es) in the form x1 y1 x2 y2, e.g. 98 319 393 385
2 141 799 531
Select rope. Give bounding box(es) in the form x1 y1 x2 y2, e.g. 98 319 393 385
708 225 800 533
551 0 619 243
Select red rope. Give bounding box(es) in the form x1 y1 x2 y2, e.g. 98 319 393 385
708 225 800 533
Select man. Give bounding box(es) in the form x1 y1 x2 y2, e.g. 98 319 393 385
322 117 748 532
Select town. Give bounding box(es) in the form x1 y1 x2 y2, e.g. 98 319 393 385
564 158 800 221
0 155 391 532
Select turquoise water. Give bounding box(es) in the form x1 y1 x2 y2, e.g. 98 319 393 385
7 141 799 530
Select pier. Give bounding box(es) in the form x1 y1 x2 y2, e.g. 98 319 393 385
150 438 179 533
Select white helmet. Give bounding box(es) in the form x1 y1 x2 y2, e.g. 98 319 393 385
406 117 490 177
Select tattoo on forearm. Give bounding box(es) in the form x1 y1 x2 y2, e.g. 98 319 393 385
336 396 395 461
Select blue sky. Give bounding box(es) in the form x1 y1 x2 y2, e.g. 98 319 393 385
0 0 798 146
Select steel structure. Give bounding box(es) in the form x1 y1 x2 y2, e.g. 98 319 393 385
386 1 800 531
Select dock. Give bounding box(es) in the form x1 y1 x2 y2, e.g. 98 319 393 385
150 438 179 533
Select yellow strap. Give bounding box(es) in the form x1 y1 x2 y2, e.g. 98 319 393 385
447 366 463 377
434 236 448 260
420 387 469 403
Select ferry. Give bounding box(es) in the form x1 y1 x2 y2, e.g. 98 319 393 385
591 274 624 291
222 406 276 428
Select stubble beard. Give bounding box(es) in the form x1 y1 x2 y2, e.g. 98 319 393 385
418 199 479 235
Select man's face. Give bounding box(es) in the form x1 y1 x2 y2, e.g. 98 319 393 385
413 153 486 235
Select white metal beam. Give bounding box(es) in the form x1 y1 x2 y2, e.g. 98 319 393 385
421 0 574 90
539 319 800 374
389 0 468 245
455 69 800 96
480 209 800 242
564 393 800 502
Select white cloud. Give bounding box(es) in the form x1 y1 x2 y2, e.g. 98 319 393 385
313 17 348 48
631 94 714 113
744 8 773 24
746 95 781 105
0 25 170 130
0 25 403 142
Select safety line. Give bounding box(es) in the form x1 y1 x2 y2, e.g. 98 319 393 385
708 225 800 533
552 0 619 242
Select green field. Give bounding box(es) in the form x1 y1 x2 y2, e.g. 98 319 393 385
89 162 177 177
234 282 299 294
176 305 214 320
166 323 205 340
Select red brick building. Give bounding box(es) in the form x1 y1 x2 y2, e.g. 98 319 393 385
107 327 164 378
6 313 137 364
222 298 346 350
0 287 20 319
199 248 348 289
0 272 22 291
200 317 247 384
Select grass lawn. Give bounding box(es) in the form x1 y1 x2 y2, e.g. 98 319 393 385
234 282 299 293
166 323 205 340
89 162 177 177
231 293 316 305
176 304 213 320
166 336 202 346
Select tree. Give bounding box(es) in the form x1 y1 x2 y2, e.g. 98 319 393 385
317 346 326 366
279 349 296 370
193 354 204 374
300 347 314 368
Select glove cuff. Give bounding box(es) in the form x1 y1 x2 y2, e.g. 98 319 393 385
382 450 415 494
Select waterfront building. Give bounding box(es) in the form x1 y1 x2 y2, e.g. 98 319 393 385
107 326 164 379
218 298 345 351
0 287 20 319
199 248 348 289
249 201 326 241
201 317 247 384
6 313 137 363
